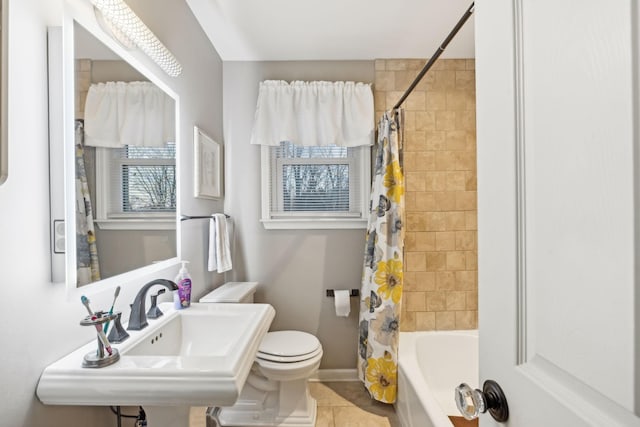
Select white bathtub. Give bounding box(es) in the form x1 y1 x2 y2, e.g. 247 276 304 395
395 330 478 427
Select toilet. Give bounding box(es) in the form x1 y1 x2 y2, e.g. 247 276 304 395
199 282 323 427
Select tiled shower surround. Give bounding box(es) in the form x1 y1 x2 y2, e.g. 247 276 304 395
374 58 477 332
75 59 91 119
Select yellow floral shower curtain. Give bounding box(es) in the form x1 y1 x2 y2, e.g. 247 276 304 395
358 111 404 404
75 120 101 286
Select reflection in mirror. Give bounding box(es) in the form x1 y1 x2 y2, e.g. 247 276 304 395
73 22 177 287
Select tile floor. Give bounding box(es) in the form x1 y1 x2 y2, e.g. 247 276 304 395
189 381 401 427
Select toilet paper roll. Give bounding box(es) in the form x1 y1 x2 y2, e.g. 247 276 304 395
334 290 351 317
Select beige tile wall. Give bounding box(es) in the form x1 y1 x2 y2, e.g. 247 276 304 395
75 59 92 119
374 58 477 331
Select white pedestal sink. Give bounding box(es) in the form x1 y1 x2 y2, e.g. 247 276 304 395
37 302 275 408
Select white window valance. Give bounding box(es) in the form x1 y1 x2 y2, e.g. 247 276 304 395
84 81 175 148
250 80 374 147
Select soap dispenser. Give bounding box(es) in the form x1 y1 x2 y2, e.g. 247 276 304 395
174 261 192 309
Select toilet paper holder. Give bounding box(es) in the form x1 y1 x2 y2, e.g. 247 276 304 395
326 289 359 297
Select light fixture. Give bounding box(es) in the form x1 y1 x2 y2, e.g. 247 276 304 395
91 0 183 77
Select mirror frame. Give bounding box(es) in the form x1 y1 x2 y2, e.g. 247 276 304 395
52 0 181 298
0 0 7 185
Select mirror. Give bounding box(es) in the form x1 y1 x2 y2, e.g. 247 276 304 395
72 22 177 286
49 6 179 290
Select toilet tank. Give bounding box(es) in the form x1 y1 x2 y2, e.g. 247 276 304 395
199 282 258 303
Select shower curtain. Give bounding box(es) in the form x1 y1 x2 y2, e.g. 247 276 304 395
358 111 405 404
75 120 101 286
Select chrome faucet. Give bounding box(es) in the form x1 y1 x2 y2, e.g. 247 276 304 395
127 279 178 331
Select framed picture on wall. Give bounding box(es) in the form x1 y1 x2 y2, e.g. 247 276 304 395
193 126 223 199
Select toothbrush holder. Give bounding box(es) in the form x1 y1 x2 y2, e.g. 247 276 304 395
80 311 120 368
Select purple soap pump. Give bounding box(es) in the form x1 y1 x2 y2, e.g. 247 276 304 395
174 261 192 309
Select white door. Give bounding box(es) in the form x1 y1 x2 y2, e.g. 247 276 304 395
472 0 640 425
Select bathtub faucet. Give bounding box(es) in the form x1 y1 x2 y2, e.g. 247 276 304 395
127 279 178 331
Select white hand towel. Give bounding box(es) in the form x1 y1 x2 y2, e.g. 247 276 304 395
208 214 233 273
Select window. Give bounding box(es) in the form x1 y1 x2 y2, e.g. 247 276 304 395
95 143 176 230
261 141 370 229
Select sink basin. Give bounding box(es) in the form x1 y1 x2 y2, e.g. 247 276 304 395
37 302 275 406
126 306 257 358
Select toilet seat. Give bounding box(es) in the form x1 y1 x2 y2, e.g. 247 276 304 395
257 331 321 363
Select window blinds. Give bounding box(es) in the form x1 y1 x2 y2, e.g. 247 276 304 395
267 142 364 218
105 143 176 215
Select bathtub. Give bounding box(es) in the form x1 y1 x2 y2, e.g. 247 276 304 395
395 330 478 427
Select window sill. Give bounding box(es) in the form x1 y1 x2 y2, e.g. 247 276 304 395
95 218 177 230
261 218 367 230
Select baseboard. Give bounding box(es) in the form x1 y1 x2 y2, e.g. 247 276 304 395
310 368 359 382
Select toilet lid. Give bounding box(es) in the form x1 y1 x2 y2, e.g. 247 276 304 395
258 331 320 360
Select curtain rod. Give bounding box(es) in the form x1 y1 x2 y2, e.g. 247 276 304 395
393 2 475 110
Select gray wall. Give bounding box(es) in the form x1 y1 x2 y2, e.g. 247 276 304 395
0 0 223 425
90 59 146 82
223 61 374 369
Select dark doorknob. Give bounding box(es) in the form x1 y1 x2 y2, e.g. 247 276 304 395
455 380 509 422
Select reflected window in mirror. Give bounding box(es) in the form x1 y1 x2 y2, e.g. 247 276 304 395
82 80 177 228
97 143 176 221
